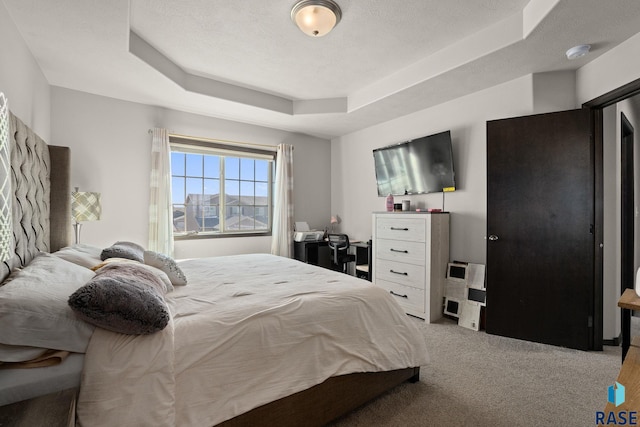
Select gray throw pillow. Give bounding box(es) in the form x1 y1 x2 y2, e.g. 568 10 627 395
143 250 187 286
68 263 170 335
101 241 145 263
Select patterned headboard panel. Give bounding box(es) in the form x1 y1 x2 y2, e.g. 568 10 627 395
0 112 71 282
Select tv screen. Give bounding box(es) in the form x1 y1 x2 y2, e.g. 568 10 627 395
373 130 455 196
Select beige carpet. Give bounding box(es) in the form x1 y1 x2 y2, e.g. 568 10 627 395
330 316 629 427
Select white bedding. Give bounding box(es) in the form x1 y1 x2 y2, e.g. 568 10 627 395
76 254 429 426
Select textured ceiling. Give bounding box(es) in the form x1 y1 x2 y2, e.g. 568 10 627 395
129 0 528 100
3 0 640 138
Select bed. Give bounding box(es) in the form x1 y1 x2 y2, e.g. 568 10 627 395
0 112 429 426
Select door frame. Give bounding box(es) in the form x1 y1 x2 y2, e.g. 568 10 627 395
621 112 635 295
585 77 640 350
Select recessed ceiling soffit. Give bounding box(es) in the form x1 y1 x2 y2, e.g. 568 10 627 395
128 0 558 116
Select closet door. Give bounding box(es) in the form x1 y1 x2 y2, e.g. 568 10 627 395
486 108 596 350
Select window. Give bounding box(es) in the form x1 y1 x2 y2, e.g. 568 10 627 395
170 138 275 238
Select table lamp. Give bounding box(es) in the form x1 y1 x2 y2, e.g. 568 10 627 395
71 187 101 244
330 215 339 233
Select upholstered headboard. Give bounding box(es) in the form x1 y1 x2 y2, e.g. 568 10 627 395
49 145 72 252
0 112 71 281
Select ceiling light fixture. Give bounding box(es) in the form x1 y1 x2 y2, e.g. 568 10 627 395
566 44 591 60
291 0 342 37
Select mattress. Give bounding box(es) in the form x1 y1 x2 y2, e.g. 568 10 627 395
76 254 429 427
0 353 84 406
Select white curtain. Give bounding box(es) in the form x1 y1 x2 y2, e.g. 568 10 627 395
271 144 294 257
148 128 174 256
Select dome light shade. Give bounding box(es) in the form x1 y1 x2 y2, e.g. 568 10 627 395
566 44 591 60
291 0 342 37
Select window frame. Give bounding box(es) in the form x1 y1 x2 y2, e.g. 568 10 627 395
169 136 275 240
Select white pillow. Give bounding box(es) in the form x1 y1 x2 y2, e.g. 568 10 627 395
143 251 187 286
0 253 96 353
52 244 103 269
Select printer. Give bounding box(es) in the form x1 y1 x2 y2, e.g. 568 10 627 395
293 222 325 242
294 230 325 242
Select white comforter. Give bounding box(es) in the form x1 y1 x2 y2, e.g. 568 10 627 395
76 254 429 426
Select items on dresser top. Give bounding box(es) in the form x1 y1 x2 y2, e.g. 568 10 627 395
372 212 450 322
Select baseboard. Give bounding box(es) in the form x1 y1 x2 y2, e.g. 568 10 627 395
603 333 621 346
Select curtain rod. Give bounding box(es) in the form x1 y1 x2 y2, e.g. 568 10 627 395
147 129 282 151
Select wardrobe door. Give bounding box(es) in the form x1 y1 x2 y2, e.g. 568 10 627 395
486 108 595 350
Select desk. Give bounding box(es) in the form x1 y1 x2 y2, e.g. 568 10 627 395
294 239 371 281
294 240 331 269
619 288 640 361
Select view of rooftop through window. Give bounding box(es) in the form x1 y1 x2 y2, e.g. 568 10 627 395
171 150 273 236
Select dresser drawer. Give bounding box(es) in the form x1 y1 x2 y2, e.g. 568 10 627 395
376 259 426 289
376 218 426 242
376 279 425 312
376 239 426 265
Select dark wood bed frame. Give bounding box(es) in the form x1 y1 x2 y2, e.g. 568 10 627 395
0 113 422 426
219 367 420 427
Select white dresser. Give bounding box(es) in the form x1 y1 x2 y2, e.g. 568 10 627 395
372 212 450 322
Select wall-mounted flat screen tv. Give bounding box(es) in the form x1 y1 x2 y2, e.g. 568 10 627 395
373 130 455 196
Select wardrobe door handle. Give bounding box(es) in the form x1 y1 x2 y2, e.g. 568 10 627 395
390 227 409 231
390 291 408 299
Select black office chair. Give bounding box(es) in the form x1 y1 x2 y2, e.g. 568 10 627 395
327 234 356 274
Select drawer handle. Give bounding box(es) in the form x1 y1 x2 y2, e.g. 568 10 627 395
390 248 408 253
390 291 408 299
390 269 408 276
390 227 409 231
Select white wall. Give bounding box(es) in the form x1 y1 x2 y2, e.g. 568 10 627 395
331 75 538 264
616 99 640 273
602 104 620 340
577 32 640 106
0 2 50 140
630 100 640 273
601 99 640 341
532 71 576 113
50 87 331 259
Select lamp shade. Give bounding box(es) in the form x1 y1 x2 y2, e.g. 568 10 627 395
72 191 102 222
291 0 342 37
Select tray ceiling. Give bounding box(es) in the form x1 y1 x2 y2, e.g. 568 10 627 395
3 0 640 138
